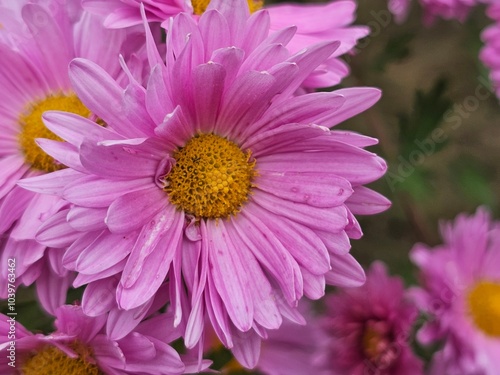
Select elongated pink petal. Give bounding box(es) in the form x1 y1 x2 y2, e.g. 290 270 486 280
75 231 133 274
225 220 282 330
231 328 261 369
326 253 365 287
346 186 391 215
106 187 167 234
36 209 80 248
0 155 29 199
232 208 299 303
22 4 72 90
257 170 353 208
247 204 331 276
80 139 161 179
118 209 184 309
206 220 254 332
252 190 348 233
64 174 151 208
17 169 81 196
69 58 148 138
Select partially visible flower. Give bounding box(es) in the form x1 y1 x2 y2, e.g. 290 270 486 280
23 0 389 368
84 0 369 87
480 11 500 99
321 261 423 375
388 0 412 23
255 304 326 375
487 3 500 21
419 0 473 24
0 0 144 314
0 305 185 374
410 208 500 375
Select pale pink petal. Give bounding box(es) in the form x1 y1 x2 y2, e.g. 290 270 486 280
206 219 254 332
106 187 168 234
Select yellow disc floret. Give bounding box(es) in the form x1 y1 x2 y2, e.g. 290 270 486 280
191 0 263 15
18 94 92 172
467 280 500 337
165 133 256 219
22 341 102 375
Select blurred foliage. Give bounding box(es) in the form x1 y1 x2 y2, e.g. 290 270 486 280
373 31 415 71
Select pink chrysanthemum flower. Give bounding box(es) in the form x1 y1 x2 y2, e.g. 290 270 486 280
321 262 423 375
407 0 495 25
410 208 500 375
83 0 369 88
0 305 185 374
23 0 389 367
487 3 500 21
0 1 143 314
480 13 500 99
419 0 473 24
388 0 412 24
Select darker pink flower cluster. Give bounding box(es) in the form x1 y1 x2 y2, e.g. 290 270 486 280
321 262 423 375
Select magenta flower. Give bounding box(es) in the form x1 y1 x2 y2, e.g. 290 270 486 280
487 4 500 21
419 0 473 24
388 0 412 23
23 0 389 367
0 0 142 314
321 262 423 375
480 15 500 99
410 208 500 375
84 0 368 88
0 305 185 374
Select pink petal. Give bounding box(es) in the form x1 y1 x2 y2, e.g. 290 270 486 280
36 209 80 248
80 140 161 179
42 111 124 147
118 209 184 309
256 170 353 208
106 187 167 234
75 231 133 274
206 219 254 332
231 329 261 369
232 208 299 303
345 186 391 215
326 88 382 127
69 58 148 138
64 174 151 208
0 155 29 200
81 277 118 316
325 253 366 287
225 220 282 330
252 190 348 233
247 204 331 276
17 168 81 196
67 207 107 232
22 4 72 90
257 145 387 185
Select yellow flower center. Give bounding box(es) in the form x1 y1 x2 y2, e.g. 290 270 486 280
18 94 92 172
467 280 500 337
361 321 398 369
362 324 385 361
191 0 263 15
165 133 256 219
22 341 102 375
